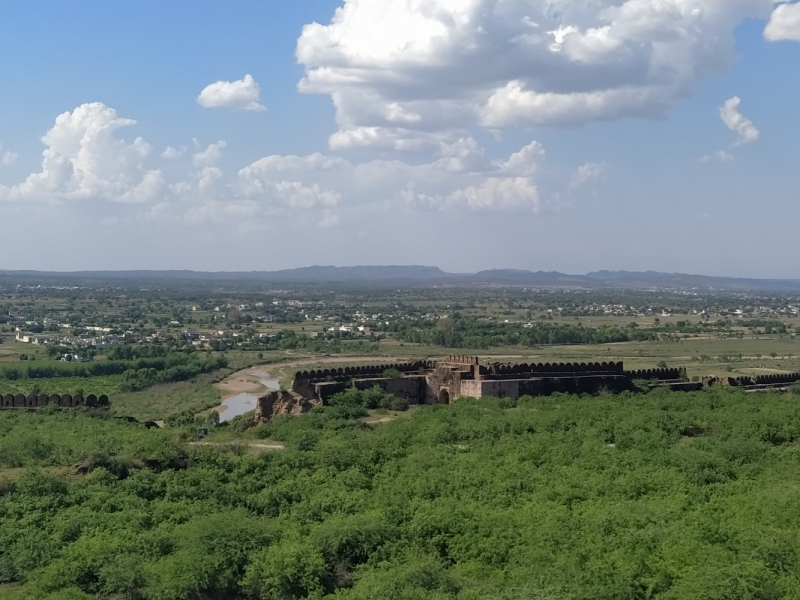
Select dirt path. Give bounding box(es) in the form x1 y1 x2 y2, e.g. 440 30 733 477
364 416 395 424
189 441 285 451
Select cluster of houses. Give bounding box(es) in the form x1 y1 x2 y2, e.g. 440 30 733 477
15 329 128 351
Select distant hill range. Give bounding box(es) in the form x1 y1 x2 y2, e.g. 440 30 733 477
2 266 797 292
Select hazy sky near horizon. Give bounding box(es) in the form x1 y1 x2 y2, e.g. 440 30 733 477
1 1 798 278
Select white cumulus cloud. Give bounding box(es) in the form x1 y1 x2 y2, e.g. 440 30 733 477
764 2 800 41
162 146 185 160
719 96 760 146
197 74 267 111
2 102 163 204
0 141 18 166
296 0 774 150
497 141 544 177
700 96 759 162
570 162 607 191
446 177 541 213
192 141 227 167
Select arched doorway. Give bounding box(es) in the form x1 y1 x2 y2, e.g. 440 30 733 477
438 389 450 404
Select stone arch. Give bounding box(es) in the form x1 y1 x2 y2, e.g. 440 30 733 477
61 394 73 407
2 394 13 407
86 394 98 407
15 394 25 407
439 389 450 404
98 394 109 406
49 394 61 405
73 394 84 406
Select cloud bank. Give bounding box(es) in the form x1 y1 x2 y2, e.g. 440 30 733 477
3 103 595 231
296 0 774 150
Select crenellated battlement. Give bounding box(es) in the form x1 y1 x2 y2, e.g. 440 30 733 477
624 368 682 381
292 361 431 386
1 393 109 409
280 353 799 413
485 361 624 376
437 355 479 365
730 372 800 387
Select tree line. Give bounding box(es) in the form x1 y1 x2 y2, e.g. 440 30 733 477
387 317 657 349
0 352 227 389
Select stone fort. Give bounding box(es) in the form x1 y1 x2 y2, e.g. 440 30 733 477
288 355 695 407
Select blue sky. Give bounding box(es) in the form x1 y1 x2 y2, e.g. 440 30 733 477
1 1 798 278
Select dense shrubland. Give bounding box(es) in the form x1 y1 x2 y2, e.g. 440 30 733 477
1 387 799 599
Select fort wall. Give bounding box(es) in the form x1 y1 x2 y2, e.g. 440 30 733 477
623 368 681 381
730 372 800 387
276 353 799 418
1 393 109 409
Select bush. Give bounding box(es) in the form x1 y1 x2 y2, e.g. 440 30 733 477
380 396 409 411
328 385 407 413
241 540 326 600
3 388 800 599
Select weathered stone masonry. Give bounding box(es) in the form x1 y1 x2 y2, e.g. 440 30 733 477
285 355 697 409
1 393 109 409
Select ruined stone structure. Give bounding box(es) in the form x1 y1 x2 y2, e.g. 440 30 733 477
254 390 321 422
286 355 691 407
0 393 109 410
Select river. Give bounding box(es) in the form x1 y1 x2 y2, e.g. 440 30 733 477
217 369 280 422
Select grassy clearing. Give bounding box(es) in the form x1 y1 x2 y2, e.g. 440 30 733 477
109 370 229 421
